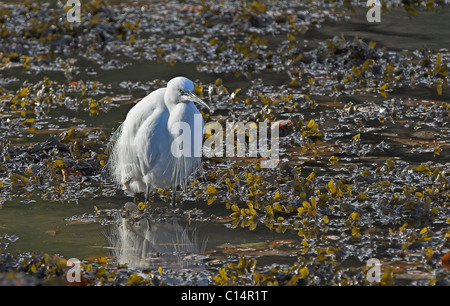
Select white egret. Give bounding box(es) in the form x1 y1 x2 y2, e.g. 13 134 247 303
107 77 211 206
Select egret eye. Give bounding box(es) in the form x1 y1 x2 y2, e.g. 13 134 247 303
179 89 187 97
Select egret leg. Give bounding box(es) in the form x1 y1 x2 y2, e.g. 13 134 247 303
145 185 151 204
171 188 177 209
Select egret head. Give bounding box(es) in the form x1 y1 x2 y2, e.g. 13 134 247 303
166 77 211 112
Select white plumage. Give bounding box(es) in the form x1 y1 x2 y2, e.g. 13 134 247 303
107 77 210 205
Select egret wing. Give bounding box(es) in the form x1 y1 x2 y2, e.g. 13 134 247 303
107 88 167 190
134 108 170 177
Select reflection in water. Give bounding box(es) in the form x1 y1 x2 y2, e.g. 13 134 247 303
106 203 207 271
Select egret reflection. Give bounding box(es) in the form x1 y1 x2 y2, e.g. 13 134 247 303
106 203 207 270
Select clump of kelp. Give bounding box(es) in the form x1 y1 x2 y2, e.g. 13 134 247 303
0 252 166 286
1 128 109 204
0 0 449 285
191 156 450 284
0 0 448 100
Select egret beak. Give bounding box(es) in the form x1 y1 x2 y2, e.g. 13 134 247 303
181 90 212 113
